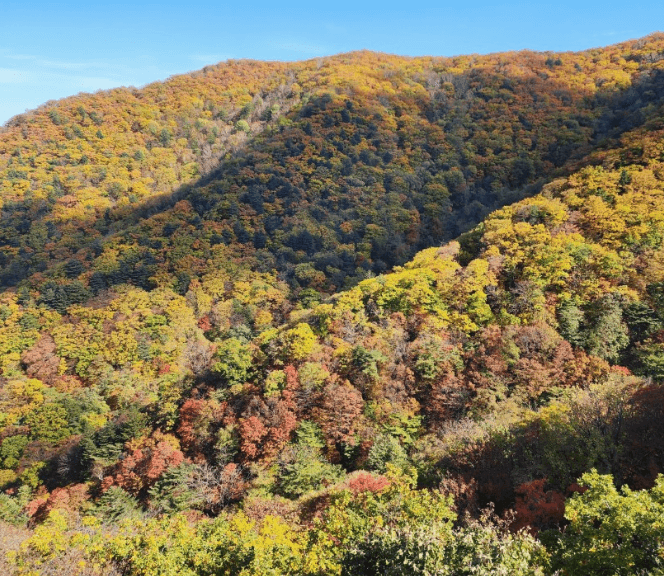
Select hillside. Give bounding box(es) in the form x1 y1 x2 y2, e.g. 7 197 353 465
2 35 664 296
2 34 664 575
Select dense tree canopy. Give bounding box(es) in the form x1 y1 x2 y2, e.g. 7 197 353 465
2 33 664 576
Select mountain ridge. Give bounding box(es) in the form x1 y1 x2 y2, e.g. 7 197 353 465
3 29 664 130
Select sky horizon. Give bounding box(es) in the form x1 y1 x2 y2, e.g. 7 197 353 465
2 1 663 125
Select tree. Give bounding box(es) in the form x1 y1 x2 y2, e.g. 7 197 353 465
282 323 317 361
315 382 364 451
212 338 253 387
341 524 451 576
100 434 184 495
148 462 201 514
583 294 629 363
98 486 142 522
366 434 409 474
0 434 29 469
25 403 71 444
276 445 344 498
544 471 664 575
341 519 545 576
235 119 250 133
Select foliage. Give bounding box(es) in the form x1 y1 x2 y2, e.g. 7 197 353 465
366 434 409 474
544 471 664 575
4 32 664 576
276 445 344 498
212 337 253 386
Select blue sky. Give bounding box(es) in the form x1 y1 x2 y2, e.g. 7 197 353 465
1 0 662 125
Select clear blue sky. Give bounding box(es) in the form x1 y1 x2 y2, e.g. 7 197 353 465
1 0 662 125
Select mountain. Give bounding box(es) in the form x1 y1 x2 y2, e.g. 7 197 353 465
3 35 664 296
2 34 664 576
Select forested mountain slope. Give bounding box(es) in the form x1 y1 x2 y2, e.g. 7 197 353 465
2 34 664 294
2 34 664 576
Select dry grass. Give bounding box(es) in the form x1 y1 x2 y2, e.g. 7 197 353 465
0 521 122 576
0 521 30 576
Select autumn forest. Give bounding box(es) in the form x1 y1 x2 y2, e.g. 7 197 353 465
1 33 664 575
